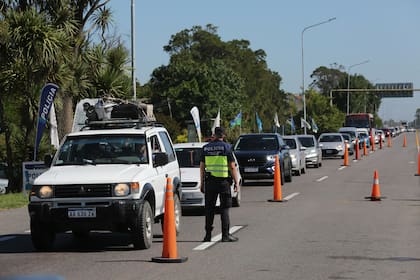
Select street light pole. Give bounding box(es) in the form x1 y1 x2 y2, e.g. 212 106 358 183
301 17 336 134
346 60 369 115
131 0 136 100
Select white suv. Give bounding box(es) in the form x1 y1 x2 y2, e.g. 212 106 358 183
28 120 181 251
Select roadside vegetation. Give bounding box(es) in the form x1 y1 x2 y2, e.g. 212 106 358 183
0 193 29 210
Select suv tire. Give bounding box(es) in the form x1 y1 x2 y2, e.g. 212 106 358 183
285 160 293 183
132 200 153 249
30 219 55 251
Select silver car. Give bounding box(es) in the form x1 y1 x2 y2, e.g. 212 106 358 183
318 133 346 158
296 134 322 168
283 135 306 176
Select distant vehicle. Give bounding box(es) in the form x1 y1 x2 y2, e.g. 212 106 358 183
318 133 346 158
376 130 385 143
296 134 322 168
340 133 355 155
380 128 391 138
358 131 371 149
282 135 306 176
174 142 241 209
233 133 293 184
0 163 8 195
338 127 358 149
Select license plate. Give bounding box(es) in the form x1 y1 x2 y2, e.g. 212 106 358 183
326 150 333 154
244 167 258 172
68 208 96 218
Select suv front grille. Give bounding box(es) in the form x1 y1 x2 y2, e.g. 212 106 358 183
54 184 112 198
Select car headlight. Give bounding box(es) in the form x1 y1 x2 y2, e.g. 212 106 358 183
38 185 53 198
266 155 276 161
337 145 343 150
290 154 296 160
114 183 130 197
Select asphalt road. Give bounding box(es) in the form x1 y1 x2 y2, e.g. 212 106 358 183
1 133 420 280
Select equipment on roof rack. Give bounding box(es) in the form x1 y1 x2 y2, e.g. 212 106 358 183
72 97 156 132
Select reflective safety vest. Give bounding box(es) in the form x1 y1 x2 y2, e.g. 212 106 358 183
205 155 229 178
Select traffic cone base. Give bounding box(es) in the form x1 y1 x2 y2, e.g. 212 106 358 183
268 155 285 203
152 178 188 263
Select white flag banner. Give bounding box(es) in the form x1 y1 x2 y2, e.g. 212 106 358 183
300 118 311 129
50 103 59 149
190 106 202 142
274 113 280 128
211 109 221 135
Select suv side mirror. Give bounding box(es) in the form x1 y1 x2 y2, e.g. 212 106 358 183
44 154 53 167
153 152 169 167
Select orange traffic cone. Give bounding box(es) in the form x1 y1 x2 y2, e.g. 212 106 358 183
343 142 349 166
415 152 420 176
403 134 407 147
370 132 375 152
152 177 187 263
268 155 284 202
365 170 386 201
379 134 383 149
363 139 368 156
387 135 392 147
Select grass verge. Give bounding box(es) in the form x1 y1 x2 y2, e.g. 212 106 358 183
0 192 29 210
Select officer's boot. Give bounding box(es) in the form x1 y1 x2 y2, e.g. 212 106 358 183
221 209 238 242
203 226 213 242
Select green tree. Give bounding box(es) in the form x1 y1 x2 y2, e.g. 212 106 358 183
146 24 289 136
305 89 345 133
0 7 75 191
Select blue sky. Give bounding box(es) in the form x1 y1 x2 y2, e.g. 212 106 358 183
108 0 420 122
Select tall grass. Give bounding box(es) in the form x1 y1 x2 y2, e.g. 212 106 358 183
0 193 29 210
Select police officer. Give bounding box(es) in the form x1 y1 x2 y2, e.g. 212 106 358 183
200 127 240 242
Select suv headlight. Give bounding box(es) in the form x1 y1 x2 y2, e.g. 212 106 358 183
38 185 53 198
266 155 276 161
114 183 130 197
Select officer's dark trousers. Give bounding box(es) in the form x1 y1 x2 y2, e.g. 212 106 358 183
204 178 232 237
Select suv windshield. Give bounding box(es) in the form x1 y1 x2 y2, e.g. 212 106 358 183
234 136 279 151
175 148 202 167
54 135 148 165
284 139 297 149
298 137 315 147
0 165 6 179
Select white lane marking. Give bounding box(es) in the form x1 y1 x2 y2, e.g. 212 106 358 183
283 192 300 201
316 176 328 182
193 225 243 251
409 161 415 164
0 236 16 242
353 159 358 162
338 166 346 171
24 230 31 233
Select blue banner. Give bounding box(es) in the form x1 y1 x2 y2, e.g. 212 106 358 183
34 83 59 160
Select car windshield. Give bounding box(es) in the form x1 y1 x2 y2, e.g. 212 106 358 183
175 148 202 167
234 136 279 151
54 134 148 165
298 137 315 147
0 167 6 179
320 135 342 142
284 139 297 149
341 134 350 141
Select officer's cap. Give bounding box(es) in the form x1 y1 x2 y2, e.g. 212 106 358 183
214 127 225 138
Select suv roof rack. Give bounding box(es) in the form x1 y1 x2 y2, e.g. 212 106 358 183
81 117 163 130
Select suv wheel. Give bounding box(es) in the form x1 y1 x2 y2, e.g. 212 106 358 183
30 219 55 251
132 200 153 249
285 161 293 183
